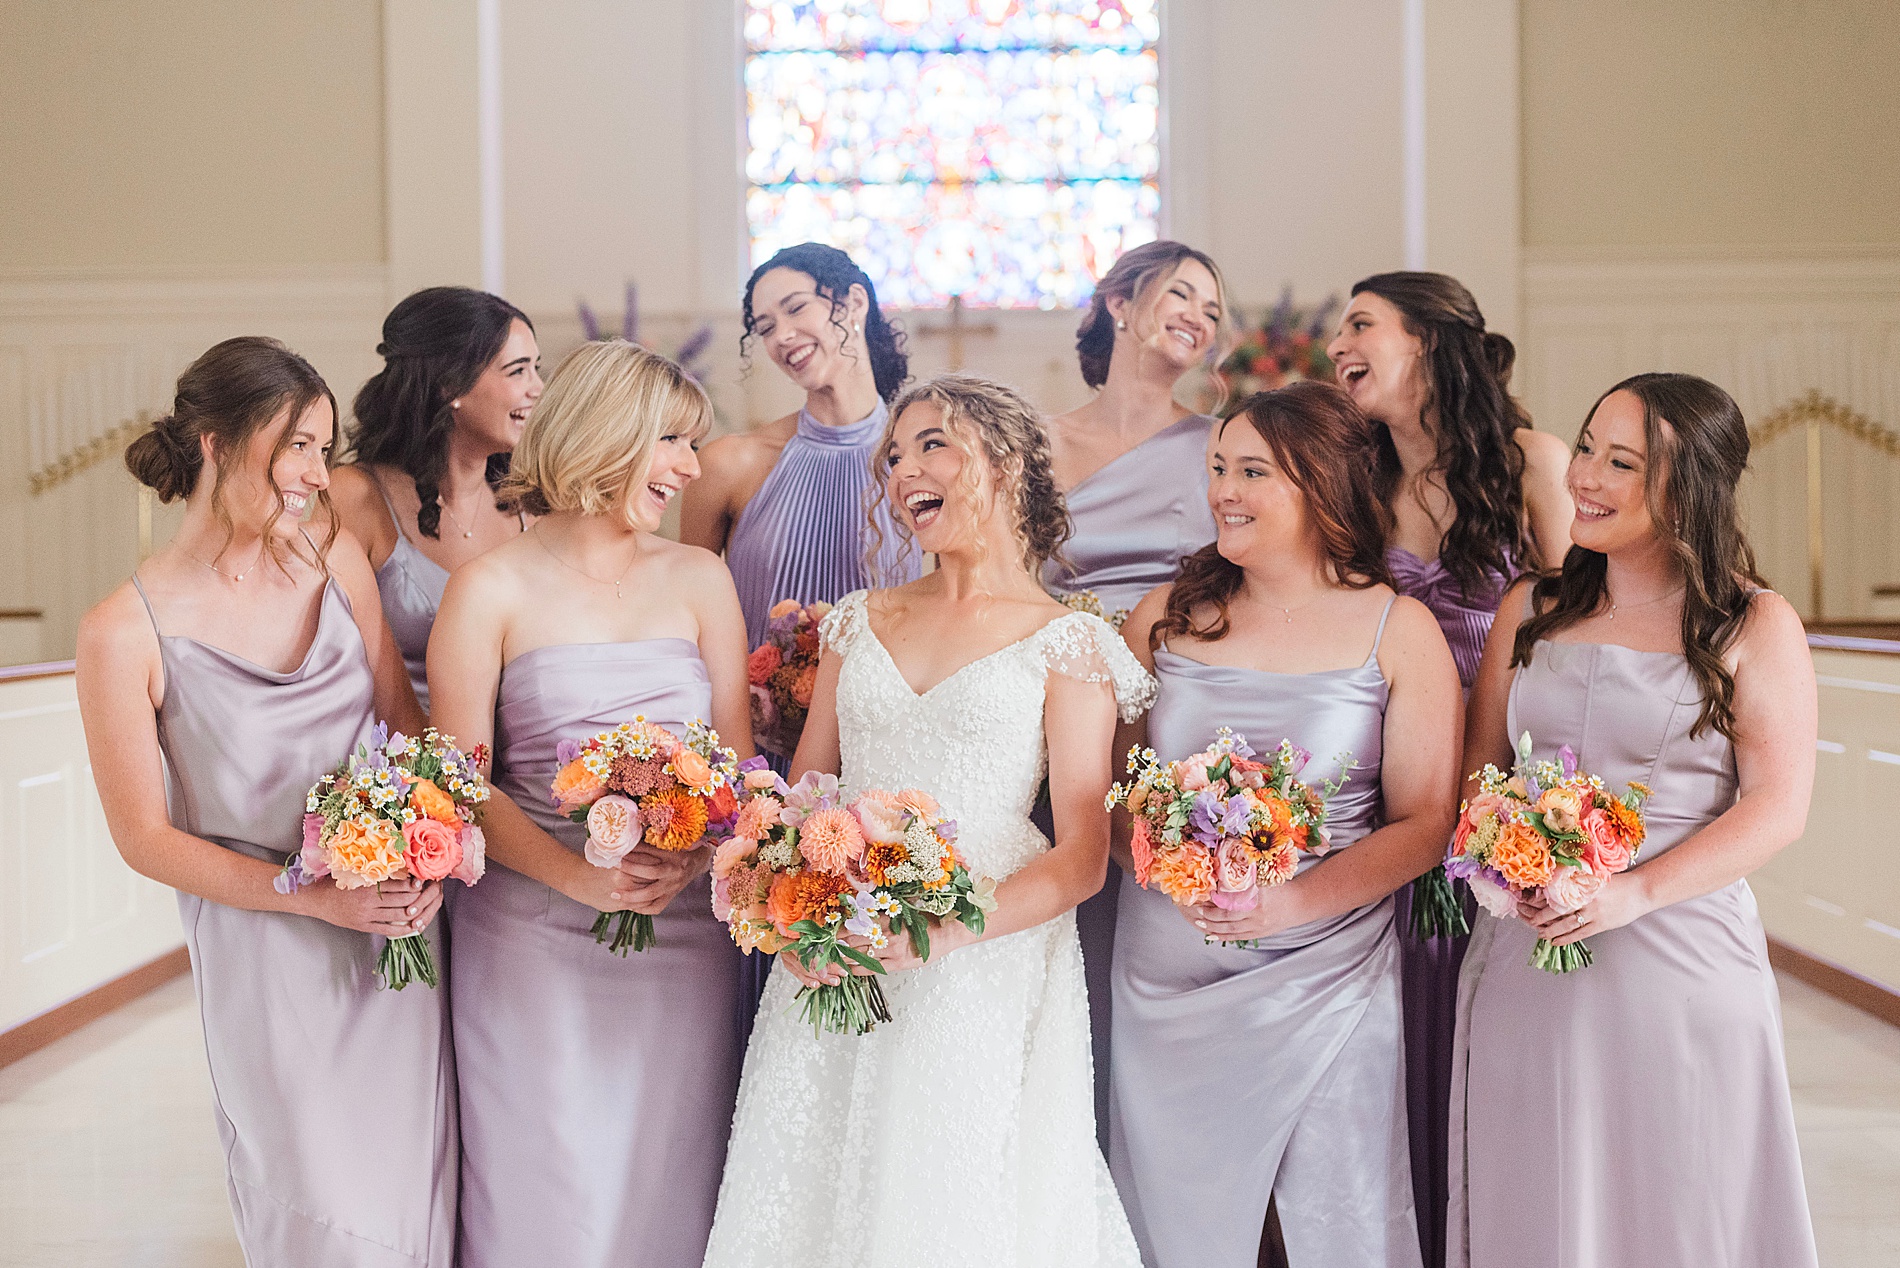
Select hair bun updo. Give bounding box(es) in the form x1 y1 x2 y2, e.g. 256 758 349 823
123 414 204 503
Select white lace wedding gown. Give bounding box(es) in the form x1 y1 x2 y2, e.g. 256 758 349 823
702 591 1154 1268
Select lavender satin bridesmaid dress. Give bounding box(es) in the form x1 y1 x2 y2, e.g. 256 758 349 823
134 574 457 1267
1043 411 1219 1144
1110 598 1421 1268
1448 634 1817 1268
448 639 744 1268
1386 546 1509 1268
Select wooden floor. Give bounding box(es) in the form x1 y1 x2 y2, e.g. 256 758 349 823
2 972 1897 1265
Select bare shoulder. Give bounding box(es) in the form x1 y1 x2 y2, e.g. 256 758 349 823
1735 588 1808 661
1514 427 1571 475
78 579 159 665
700 418 795 475
649 535 733 585
439 530 536 609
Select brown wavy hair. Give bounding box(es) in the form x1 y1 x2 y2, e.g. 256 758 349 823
1155 380 1392 648
1350 271 1532 596
124 336 339 575
1076 240 1229 389
1512 372 1764 741
874 374 1071 576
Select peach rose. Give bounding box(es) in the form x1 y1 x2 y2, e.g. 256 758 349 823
328 818 406 888
768 598 803 621
551 759 605 813
402 816 463 881
1535 786 1582 835
408 778 462 827
1543 863 1606 915
1148 847 1215 906
1579 808 1632 873
451 824 486 885
1214 836 1257 893
671 749 715 793
1468 871 1517 920
747 643 784 686
1490 820 1554 889
897 789 940 817
712 836 757 879
584 794 642 868
1178 761 1212 793
852 791 907 845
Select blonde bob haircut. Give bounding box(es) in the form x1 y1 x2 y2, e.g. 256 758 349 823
500 340 713 527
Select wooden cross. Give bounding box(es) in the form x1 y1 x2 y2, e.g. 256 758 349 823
917 295 999 372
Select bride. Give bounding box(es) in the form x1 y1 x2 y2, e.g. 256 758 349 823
702 375 1152 1267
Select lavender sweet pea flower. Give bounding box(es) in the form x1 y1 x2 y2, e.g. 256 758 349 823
1558 745 1578 779
1444 853 1482 881
937 819 958 842
556 738 582 766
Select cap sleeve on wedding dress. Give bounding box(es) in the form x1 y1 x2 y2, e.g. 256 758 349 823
819 590 870 658
1034 613 1158 723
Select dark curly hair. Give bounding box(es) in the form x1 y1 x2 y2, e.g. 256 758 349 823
125 335 340 573
1349 271 1532 597
1514 373 1765 742
1154 381 1392 649
875 374 1071 576
742 243 909 402
1076 240 1227 389
348 286 532 538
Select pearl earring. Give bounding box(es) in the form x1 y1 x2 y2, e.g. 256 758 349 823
1116 319 1126 330
451 400 461 410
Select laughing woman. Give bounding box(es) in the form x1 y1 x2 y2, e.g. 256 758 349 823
1450 375 1817 1268
77 338 449 1266
428 341 751 1268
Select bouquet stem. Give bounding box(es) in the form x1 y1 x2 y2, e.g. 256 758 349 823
795 975 892 1037
1530 936 1594 973
377 932 439 991
1409 866 1472 941
592 909 657 955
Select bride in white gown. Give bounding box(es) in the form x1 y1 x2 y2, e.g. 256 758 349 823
703 375 1152 1268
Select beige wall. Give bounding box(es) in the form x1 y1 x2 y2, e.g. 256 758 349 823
1521 0 1900 252
0 0 386 272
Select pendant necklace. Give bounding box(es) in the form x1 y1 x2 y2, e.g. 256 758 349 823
1606 584 1684 620
191 541 267 583
439 495 478 539
533 526 639 599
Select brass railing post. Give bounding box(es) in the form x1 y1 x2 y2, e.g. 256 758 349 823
1806 418 1824 621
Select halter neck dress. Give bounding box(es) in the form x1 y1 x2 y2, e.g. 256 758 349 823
1448 622 1817 1268
725 400 922 650
447 639 744 1268
1385 545 1512 1268
1109 598 1421 1268
133 571 456 1267
1041 410 1220 1143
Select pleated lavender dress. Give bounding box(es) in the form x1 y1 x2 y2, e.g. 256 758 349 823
1110 599 1421 1268
448 639 744 1268
1448 637 1817 1268
134 573 457 1267
1042 412 1219 1142
1387 546 1510 1268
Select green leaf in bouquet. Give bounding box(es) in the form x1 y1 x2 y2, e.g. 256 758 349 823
838 944 886 975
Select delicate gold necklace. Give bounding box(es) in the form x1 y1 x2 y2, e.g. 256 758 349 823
532 525 639 599
190 541 267 583
1606 584 1684 619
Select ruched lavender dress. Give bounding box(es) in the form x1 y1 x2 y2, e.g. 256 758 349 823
1448 634 1817 1268
1044 411 1219 1140
1110 598 1421 1268
448 640 744 1268
1387 545 1510 1268
134 573 457 1267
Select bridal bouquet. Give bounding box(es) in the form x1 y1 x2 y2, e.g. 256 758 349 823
712 766 996 1036
549 718 742 954
1055 588 1126 630
1108 728 1347 945
280 723 491 990
1446 732 1649 973
747 599 830 758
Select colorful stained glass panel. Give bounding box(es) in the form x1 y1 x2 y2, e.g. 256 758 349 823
745 1 1161 309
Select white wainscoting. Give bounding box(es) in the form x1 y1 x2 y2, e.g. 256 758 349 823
0 667 183 1035
0 267 390 662
1518 249 1900 619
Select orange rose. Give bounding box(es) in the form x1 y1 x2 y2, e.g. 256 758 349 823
671 748 714 793
328 818 407 888
408 778 462 828
792 665 818 709
551 759 605 812
1147 847 1215 906
747 643 784 686
402 816 463 881
1491 820 1554 888
705 782 738 823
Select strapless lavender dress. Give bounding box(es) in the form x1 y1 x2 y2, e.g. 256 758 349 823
1449 637 1816 1268
1386 545 1509 1268
133 574 457 1266
1043 412 1218 1141
1109 600 1421 1268
448 640 744 1268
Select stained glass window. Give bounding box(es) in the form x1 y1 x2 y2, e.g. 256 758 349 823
744 1 1161 309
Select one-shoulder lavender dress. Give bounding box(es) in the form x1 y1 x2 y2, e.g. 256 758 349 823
133 574 457 1267
448 640 744 1268
1110 599 1421 1268
1386 545 1509 1268
1043 412 1218 1140
1448 634 1817 1268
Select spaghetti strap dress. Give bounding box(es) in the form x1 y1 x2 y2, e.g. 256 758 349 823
1109 596 1420 1268
1447 627 1817 1268
132 572 456 1267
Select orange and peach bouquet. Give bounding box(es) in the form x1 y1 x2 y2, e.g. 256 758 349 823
282 723 491 990
747 599 829 759
712 765 996 1036
1109 729 1347 946
549 718 741 955
1445 732 1650 973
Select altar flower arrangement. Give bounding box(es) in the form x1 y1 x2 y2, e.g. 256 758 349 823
1444 732 1650 973
1108 729 1348 945
550 718 742 954
281 723 492 990
713 765 996 1036
1216 289 1340 398
748 599 830 758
